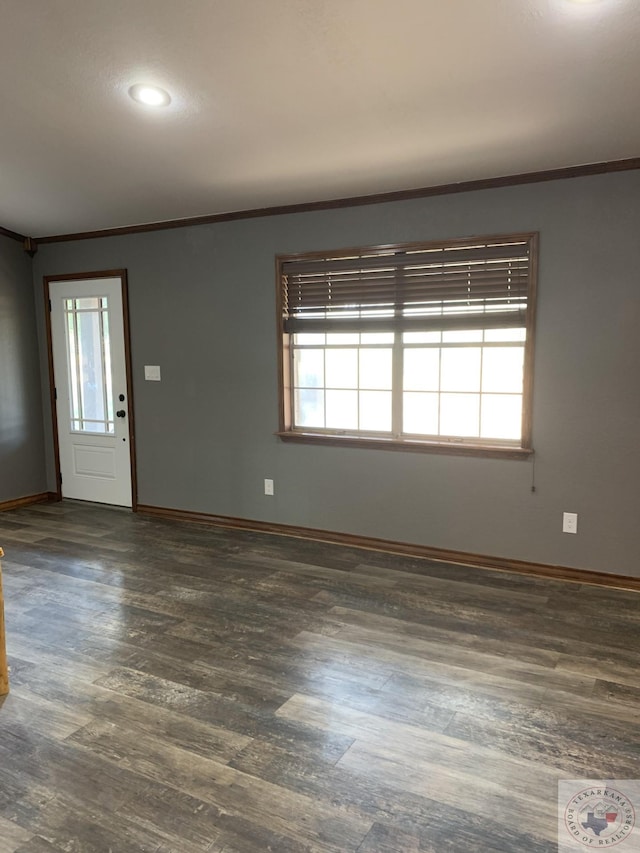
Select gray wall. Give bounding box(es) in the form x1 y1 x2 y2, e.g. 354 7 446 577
32 170 640 576
0 234 46 502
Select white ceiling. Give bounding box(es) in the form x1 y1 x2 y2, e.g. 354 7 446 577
1 0 638 238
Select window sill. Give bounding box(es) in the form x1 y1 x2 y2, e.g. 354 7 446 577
275 431 533 460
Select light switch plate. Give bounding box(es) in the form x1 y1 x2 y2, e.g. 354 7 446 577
144 365 161 381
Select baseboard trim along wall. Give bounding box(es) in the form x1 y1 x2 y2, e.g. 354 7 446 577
0 493 51 513
137 503 640 592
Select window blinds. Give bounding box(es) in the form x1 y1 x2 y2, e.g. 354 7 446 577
281 235 534 333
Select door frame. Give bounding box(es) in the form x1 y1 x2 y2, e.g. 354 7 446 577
43 269 138 510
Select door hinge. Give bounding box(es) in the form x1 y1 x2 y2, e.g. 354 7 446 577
48 299 52 312
54 387 57 400
59 473 63 485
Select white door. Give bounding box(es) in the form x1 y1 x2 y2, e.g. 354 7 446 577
49 276 133 507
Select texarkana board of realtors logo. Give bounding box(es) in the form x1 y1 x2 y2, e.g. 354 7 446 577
559 781 638 850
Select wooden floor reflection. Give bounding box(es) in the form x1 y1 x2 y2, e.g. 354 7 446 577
0 501 638 852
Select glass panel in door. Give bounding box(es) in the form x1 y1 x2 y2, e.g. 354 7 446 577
64 296 114 434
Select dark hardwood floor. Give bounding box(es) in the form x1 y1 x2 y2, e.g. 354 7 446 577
0 501 639 852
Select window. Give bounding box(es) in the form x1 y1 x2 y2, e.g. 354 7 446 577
276 233 537 457
64 296 115 434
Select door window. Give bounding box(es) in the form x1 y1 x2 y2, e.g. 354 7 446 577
64 296 114 434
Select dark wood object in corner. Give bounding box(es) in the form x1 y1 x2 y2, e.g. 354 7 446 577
23 236 38 256
0 547 8 695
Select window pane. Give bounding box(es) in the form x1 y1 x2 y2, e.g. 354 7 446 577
359 391 392 431
404 348 440 392
77 311 106 423
295 333 325 346
295 389 324 427
67 310 80 421
440 348 481 392
327 333 359 345
326 349 357 388
364 307 394 319
481 394 522 440
360 349 392 390
403 392 439 435
440 393 480 437
482 347 524 393
75 297 101 310
360 333 394 344
294 348 324 388
484 328 526 342
403 331 441 344
64 297 114 435
103 312 113 422
326 390 358 429
442 330 483 343
284 234 534 448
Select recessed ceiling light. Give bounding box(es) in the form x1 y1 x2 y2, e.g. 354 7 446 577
128 84 171 107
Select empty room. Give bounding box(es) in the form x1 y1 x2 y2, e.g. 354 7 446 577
1 1 639 851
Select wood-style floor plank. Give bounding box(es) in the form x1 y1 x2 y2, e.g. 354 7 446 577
1 500 639 852
0 813 32 853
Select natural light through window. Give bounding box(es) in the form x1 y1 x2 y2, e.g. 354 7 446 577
278 233 537 456
64 296 114 435
292 328 525 441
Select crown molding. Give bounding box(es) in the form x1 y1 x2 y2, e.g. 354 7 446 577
0 224 27 243
32 156 640 246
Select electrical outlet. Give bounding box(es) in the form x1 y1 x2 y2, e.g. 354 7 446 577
562 512 578 534
264 478 274 496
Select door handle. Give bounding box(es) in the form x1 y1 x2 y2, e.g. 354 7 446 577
116 410 126 418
